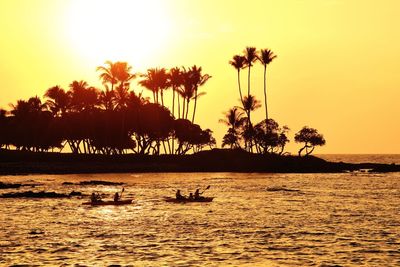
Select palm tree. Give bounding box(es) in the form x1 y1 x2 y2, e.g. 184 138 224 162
139 68 168 104
229 55 246 104
187 65 211 124
240 94 261 126
168 67 183 119
69 80 99 112
99 87 115 111
219 107 244 130
258 48 277 121
27 96 47 113
154 68 169 107
219 107 244 149
10 97 46 118
97 61 135 92
168 67 184 154
114 85 130 110
44 85 70 116
240 94 261 152
243 47 258 97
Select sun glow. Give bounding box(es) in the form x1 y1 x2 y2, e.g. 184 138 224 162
65 0 172 68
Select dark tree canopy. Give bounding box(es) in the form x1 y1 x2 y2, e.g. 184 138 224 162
0 62 214 155
295 126 326 156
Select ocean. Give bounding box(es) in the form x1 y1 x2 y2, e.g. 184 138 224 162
317 154 400 165
0 155 399 266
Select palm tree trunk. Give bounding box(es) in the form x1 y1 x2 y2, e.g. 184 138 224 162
182 98 186 119
191 89 198 123
172 87 176 153
263 65 268 121
237 70 244 106
247 66 251 97
177 93 181 119
185 99 190 120
172 87 176 118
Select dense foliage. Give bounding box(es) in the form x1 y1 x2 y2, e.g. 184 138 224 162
0 62 215 155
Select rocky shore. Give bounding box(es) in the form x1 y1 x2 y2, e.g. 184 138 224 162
0 149 399 175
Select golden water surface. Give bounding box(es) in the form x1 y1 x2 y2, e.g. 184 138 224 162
0 172 399 266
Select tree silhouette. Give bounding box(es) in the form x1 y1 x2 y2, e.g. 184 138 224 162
187 65 211 124
44 86 70 116
99 88 115 111
254 119 289 154
139 68 162 104
97 61 135 92
229 55 246 105
1 61 213 155
258 49 277 121
239 94 261 152
168 67 183 119
295 126 326 156
243 47 257 97
69 80 99 112
219 107 244 149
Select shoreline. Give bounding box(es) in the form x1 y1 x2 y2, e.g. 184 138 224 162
0 149 399 175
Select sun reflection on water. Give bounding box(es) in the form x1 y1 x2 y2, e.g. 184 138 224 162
1 172 399 266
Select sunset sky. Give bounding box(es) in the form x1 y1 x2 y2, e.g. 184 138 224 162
1 0 399 154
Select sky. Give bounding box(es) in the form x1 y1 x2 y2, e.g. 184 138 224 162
0 0 399 154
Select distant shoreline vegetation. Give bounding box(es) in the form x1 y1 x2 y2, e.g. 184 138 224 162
0 48 325 156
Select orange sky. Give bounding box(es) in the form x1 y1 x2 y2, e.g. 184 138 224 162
1 0 399 154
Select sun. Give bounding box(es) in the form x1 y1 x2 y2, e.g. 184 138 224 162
64 0 172 69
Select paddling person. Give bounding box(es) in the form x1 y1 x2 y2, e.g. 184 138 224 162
176 189 185 200
194 189 201 200
194 186 210 200
90 192 101 203
114 192 120 202
188 193 194 200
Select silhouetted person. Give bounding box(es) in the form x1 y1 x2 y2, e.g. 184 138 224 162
188 193 194 200
114 192 120 202
176 190 185 200
91 192 101 203
194 189 201 199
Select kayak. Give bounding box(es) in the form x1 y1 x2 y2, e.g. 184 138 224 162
82 199 133 206
164 197 214 203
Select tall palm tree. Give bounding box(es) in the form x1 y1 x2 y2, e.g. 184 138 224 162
44 85 70 116
258 48 277 121
187 65 211 124
167 67 184 154
168 67 183 119
243 47 258 97
139 68 168 105
139 69 158 103
229 55 246 105
154 68 169 107
97 61 135 91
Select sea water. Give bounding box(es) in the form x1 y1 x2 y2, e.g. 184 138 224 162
0 156 399 266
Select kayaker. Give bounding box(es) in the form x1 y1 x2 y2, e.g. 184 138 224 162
194 189 201 199
114 192 120 202
176 189 185 200
90 192 101 203
188 193 194 200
